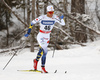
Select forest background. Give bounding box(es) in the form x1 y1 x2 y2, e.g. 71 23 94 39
0 0 100 53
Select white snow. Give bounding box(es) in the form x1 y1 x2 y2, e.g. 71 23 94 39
0 40 100 80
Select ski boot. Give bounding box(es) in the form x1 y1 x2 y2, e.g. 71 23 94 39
33 59 38 70
41 66 48 73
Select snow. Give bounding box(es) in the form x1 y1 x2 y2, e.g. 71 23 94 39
0 40 100 80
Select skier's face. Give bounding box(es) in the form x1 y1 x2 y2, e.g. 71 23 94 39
47 11 54 18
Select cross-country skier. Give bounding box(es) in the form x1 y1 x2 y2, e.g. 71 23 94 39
24 5 65 73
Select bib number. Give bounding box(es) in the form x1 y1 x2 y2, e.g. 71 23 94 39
44 25 51 30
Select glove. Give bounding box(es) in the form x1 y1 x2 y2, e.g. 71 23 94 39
60 15 64 19
24 34 29 37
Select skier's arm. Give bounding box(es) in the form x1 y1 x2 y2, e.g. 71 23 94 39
24 16 42 37
24 22 34 37
55 15 65 26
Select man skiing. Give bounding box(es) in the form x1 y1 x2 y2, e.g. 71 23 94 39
24 5 65 73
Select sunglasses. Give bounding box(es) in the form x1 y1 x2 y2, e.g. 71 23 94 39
48 11 54 14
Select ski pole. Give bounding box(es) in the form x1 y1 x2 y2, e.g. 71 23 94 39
52 29 59 58
52 44 56 58
3 40 26 70
3 51 17 70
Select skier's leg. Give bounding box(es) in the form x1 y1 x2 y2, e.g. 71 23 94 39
41 47 47 66
36 46 44 61
34 46 44 70
41 47 48 73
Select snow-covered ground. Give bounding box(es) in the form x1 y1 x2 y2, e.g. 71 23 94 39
0 40 100 80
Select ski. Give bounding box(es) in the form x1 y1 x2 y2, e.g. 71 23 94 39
17 69 42 73
18 69 67 73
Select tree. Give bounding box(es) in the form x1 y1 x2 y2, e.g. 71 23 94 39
71 0 87 43
31 0 35 52
43 0 48 14
71 0 85 14
0 0 15 46
27 0 30 25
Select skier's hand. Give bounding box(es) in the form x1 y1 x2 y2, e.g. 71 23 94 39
24 34 29 37
60 15 64 19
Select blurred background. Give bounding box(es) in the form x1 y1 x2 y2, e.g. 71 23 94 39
0 0 100 53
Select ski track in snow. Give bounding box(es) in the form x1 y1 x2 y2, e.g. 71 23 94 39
0 40 100 80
